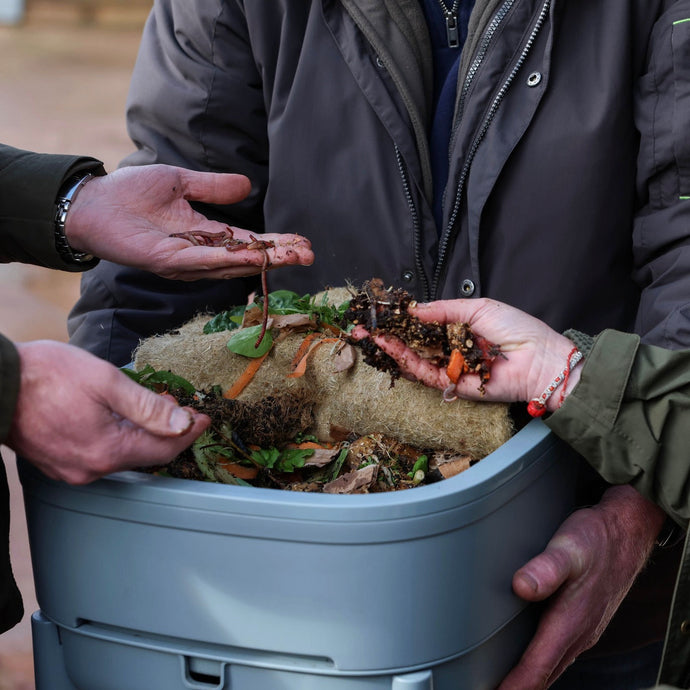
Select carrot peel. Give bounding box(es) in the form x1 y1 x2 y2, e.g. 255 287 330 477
223 351 270 399
290 332 320 369
447 348 466 384
287 337 340 378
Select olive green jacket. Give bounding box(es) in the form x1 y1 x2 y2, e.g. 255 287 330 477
547 330 690 687
0 144 102 633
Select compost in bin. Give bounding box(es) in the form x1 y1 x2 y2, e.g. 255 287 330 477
129 279 515 493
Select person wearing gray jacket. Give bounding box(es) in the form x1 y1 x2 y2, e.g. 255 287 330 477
67 1 690 687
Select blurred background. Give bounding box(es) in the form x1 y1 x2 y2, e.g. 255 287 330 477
0 1 151 687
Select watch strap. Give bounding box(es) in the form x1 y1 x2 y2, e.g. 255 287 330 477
54 172 96 264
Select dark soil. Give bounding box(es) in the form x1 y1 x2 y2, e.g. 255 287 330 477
342 278 502 390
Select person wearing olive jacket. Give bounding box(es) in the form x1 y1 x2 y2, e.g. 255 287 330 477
364 297 690 689
0 144 313 634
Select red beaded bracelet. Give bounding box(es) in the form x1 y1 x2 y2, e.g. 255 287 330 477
527 347 583 418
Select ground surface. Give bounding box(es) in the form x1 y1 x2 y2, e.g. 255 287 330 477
0 3 149 687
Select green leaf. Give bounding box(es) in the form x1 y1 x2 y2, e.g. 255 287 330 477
122 364 196 395
293 432 319 444
226 326 274 357
190 432 223 482
203 290 352 338
203 305 247 334
326 448 349 482
250 447 312 473
190 432 254 486
276 448 312 472
265 290 304 312
250 447 281 469
407 454 428 478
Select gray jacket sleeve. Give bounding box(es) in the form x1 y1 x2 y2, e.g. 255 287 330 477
633 2 690 348
546 329 690 529
122 0 265 230
67 0 264 364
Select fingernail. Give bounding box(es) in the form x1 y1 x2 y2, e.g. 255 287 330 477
170 407 193 434
519 572 539 593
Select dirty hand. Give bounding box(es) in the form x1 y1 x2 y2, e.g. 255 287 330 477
357 297 580 413
6 340 210 484
64 164 314 280
497 484 664 689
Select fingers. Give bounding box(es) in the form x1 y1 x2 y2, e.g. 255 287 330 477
410 298 496 324
369 333 450 390
498 503 645 689
228 232 314 268
155 234 314 280
106 369 206 438
109 413 211 474
179 169 252 205
497 612 579 690
496 555 585 690
351 327 492 397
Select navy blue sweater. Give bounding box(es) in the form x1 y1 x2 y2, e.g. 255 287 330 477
418 0 475 231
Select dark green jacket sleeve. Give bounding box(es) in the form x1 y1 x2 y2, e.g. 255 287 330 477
546 329 690 529
0 144 105 436
0 144 104 271
0 334 19 446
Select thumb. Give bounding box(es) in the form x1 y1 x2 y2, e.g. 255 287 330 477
109 374 196 437
512 548 573 602
181 170 252 205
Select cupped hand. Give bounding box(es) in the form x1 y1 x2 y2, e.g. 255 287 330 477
65 164 314 280
7 340 210 484
497 485 665 689
355 298 579 411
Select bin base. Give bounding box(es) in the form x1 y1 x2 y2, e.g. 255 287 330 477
31 605 539 690
32 611 77 690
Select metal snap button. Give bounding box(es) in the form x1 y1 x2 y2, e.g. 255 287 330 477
402 270 414 282
460 279 475 296
681 620 690 635
376 56 385 69
527 71 542 87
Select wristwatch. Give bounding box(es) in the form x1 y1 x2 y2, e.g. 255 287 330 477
54 172 96 263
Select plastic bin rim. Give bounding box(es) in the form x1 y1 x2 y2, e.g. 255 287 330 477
19 420 566 522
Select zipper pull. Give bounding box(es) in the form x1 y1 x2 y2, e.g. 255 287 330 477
445 14 460 48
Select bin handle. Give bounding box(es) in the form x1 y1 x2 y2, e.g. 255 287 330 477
392 669 433 689
184 656 225 689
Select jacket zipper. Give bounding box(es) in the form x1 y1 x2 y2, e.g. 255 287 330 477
395 145 431 300
431 0 552 299
456 0 516 125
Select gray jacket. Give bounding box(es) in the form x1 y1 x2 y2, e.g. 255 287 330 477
67 0 690 658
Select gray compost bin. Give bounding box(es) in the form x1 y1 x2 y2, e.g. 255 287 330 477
20 419 582 690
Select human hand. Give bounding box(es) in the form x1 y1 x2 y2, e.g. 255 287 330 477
6 340 210 484
356 298 580 412
497 484 664 689
64 164 314 279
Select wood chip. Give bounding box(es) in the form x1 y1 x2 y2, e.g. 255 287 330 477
323 464 378 494
430 452 472 479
